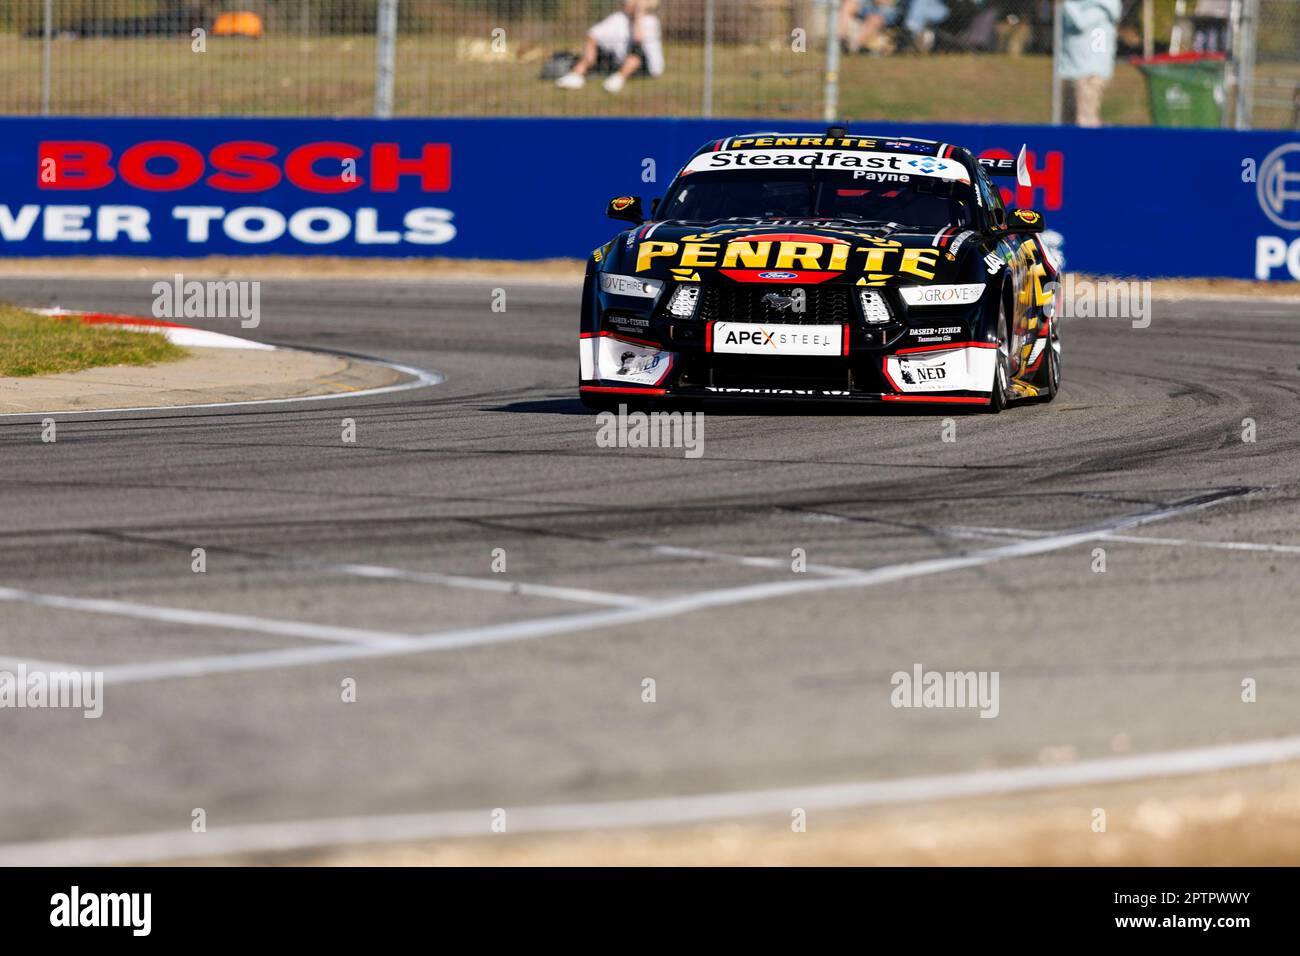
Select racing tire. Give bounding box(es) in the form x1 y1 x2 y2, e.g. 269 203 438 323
1037 328 1061 403
987 301 1012 414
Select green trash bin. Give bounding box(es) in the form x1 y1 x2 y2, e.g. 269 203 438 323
1133 53 1227 128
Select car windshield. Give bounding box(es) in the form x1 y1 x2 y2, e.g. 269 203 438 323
658 169 974 230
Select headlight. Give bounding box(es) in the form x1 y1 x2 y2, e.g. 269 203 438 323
859 289 892 324
666 285 701 318
899 284 985 307
599 273 662 299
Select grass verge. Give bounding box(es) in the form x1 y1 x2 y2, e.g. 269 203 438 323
0 38 1158 125
0 303 187 377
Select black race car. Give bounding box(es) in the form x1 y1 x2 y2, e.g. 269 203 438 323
578 127 1060 412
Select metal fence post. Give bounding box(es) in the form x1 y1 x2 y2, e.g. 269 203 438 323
702 0 715 118
375 0 399 119
41 0 52 116
1050 0 1063 125
823 0 840 122
1235 0 1259 129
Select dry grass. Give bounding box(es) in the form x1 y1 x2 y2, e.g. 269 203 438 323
0 34 1163 125
0 302 186 377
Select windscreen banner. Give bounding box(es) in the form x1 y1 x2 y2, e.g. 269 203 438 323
0 117 1297 280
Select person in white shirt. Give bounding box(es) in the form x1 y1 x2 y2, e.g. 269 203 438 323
556 0 665 93
1059 0 1121 127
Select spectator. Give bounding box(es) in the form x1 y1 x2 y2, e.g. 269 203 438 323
840 0 950 54
839 0 901 54
556 0 665 93
903 0 951 52
1058 0 1121 127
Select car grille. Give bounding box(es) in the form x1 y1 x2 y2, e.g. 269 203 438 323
676 353 892 394
696 285 856 325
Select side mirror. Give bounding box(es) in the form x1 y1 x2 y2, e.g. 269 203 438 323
607 195 644 224
1007 208 1045 234
650 197 660 216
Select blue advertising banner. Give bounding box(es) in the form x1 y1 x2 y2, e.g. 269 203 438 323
0 117 1298 280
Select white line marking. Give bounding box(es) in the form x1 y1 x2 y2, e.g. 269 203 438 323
1150 292 1300 305
947 524 1300 555
0 587 407 648
606 539 866 578
0 655 79 671
802 510 1020 545
0 357 444 419
94 489 1248 685
3 730 1298 866
945 524 1045 538
1103 533 1300 555
327 561 648 607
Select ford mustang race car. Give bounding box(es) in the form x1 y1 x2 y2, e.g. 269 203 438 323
578 127 1061 412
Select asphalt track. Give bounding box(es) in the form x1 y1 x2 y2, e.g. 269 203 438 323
0 276 1298 864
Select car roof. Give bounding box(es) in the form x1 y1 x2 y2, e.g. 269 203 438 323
695 131 958 160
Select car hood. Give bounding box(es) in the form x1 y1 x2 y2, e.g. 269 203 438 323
619 219 983 286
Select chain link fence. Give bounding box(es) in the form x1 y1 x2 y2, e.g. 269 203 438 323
0 0 1295 125
1251 0 1300 129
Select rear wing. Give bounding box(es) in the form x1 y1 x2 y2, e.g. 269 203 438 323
976 145 1033 188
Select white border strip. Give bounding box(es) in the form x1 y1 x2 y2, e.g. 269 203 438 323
3 731 1298 866
947 524 1300 555
29 309 276 351
0 655 78 671
325 561 649 608
0 586 408 648
606 539 868 578
0 356 444 420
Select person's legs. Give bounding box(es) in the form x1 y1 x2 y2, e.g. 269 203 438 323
603 51 642 92
855 11 885 50
557 35 600 87
839 0 863 49
1075 74 1105 127
618 51 642 78
572 35 600 76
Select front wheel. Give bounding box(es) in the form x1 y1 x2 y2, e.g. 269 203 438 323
1037 325 1061 403
987 301 1011 414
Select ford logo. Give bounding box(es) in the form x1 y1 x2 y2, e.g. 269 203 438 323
757 271 798 279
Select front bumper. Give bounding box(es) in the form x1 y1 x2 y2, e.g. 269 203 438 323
579 327 996 406
582 275 1002 404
